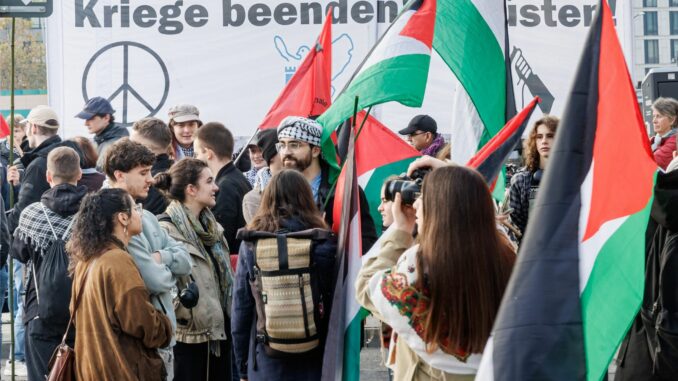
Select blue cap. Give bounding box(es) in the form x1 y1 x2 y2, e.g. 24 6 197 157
75 97 115 120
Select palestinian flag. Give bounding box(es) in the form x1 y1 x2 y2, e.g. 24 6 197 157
258 9 332 129
334 111 420 233
476 2 657 380
433 0 513 164
466 97 539 188
322 124 363 381
317 0 436 177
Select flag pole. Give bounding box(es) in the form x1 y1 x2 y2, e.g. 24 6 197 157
233 129 259 167
320 104 373 213
8 16 16 381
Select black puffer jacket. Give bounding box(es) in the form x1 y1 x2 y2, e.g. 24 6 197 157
7 136 84 233
616 170 678 381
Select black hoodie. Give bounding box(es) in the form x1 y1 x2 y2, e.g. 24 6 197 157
8 136 84 233
616 170 678 380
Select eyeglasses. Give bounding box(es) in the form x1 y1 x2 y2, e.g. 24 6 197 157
275 141 307 152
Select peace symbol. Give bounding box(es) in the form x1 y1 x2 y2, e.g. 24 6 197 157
81 41 170 127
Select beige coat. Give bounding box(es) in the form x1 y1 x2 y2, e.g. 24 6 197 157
72 248 172 381
355 229 475 381
159 220 230 344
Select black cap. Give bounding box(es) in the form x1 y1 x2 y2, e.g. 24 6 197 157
255 129 279 165
75 97 115 119
398 114 437 135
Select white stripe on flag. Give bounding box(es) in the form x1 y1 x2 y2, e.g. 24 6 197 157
360 34 431 75
449 80 485 163
470 0 506 54
578 162 628 293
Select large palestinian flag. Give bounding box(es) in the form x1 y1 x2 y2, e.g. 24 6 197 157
433 0 513 164
322 124 362 381
476 2 658 380
317 0 436 177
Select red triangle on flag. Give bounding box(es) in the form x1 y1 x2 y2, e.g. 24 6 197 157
0 114 10 139
258 9 333 129
399 0 437 49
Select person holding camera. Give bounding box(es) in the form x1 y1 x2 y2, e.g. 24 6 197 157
356 166 515 380
155 158 234 381
508 115 559 239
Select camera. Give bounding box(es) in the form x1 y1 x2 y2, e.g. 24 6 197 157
179 276 199 309
383 168 431 206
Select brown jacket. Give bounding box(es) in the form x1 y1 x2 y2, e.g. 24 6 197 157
355 229 475 381
72 248 172 381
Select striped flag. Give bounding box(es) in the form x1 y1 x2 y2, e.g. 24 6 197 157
317 0 436 177
466 97 539 188
476 2 658 380
258 9 332 129
433 0 513 164
335 112 420 233
322 123 362 381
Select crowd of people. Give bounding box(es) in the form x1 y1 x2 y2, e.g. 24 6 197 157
0 94 674 381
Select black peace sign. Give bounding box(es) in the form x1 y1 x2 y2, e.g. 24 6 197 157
82 41 170 127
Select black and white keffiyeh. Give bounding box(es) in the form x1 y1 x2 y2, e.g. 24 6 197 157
15 202 74 254
277 116 323 146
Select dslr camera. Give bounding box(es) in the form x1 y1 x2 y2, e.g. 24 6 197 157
383 168 431 206
179 275 199 309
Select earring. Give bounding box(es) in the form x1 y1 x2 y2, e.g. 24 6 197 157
123 224 128 237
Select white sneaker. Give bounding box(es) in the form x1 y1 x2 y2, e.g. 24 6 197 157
3 360 28 377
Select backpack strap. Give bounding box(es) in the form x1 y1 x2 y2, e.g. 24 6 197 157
276 234 289 270
40 203 58 240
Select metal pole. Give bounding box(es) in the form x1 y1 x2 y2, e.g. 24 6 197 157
8 16 17 381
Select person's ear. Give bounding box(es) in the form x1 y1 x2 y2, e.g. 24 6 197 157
186 183 198 198
76 168 83 182
46 170 53 185
113 170 126 184
311 146 321 158
116 211 129 227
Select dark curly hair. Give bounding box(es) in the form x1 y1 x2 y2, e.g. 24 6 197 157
103 138 156 180
67 188 133 272
523 115 559 172
154 158 208 202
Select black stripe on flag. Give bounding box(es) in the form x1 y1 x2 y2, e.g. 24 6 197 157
489 2 602 380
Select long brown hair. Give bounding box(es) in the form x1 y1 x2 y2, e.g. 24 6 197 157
523 115 559 172
417 166 515 354
248 169 327 232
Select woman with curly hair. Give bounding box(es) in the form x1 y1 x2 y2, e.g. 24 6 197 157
508 115 559 239
356 166 515 379
68 188 172 381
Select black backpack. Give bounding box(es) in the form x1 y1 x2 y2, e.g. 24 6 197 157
32 203 74 327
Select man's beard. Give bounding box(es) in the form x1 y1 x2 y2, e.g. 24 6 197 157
282 151 313 172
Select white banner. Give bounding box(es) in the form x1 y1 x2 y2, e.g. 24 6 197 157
46 1 632 140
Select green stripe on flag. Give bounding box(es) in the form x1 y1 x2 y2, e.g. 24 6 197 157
343 309 369 381
581 188 655 381
319 54 431 133
362 158 417 234
433 0 506 143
